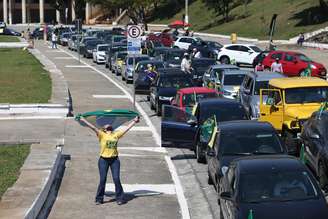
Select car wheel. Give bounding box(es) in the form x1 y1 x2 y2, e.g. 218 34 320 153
319 162 328 191
122 74 125 81
147 95 150 101
150 98 155 110
196 144 206 163
282 130 299 156
220 56 230 64
208 171 213 185
219 205 224 218
299 69 306 76
105 63 109 68
156 102 161 116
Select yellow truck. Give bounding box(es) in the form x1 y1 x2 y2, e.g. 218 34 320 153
259 77 328 154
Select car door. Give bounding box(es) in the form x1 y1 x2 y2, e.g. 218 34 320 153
306 121 323 170
237 46 251 64
259 89 284 130
161 105 197 148
281 53 299 76
240 76 253 111
208 133 220 184
223 45 240 62
220 166 237 219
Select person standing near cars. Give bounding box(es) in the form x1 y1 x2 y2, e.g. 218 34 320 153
79 116 140 205
255 62 265 72
51 32 57 49
181 53 192 74
271 58 283 73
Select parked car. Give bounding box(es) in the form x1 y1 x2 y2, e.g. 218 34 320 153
147 32 174 47
150 71 193 115
207 121 287 190
188 40 222 58
162 48 186 68
259 77 328 155
171 87 219 112
79 37 97 56
150 47 171 60
262 50 327 78
112 51 128 75
105 43 127 69
161 98 249 162
218 156 328 219
173 36 203 50
68 34 78 51
301 111 328 190
92 44 109 64
2 28 21 36
203 64 239 88
134 60 165 95
239 71 286 119
82 39 104 58
59 32 71 46
217 44 262 66
122 54 150 83
190 58 217 86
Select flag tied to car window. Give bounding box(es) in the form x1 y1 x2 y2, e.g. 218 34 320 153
200 115 217 148
318 101 328 119
75 109 139 129
247 209 254 219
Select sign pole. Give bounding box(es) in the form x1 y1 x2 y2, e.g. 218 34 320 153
133 57 136 110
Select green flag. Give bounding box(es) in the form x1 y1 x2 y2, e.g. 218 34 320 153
200 116 217 149
247 209 254 219
318 101 328 119
300 143 306 164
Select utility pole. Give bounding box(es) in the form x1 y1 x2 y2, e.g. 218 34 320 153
185 0 189 24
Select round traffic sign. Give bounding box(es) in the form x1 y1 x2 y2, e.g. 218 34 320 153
128 26 142 39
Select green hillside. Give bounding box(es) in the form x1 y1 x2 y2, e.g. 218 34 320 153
150 0 328 40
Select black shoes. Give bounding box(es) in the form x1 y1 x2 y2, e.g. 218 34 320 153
95 200 104 205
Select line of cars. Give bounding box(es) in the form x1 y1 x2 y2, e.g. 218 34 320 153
54 25 328 218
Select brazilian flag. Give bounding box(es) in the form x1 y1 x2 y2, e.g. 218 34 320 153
75 109 139 130
248 209 254 219
200 115 217 148
318 101 328 119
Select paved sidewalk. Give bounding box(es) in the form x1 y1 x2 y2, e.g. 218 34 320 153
34 41 181 219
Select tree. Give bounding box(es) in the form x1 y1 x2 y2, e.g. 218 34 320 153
202 0 247 22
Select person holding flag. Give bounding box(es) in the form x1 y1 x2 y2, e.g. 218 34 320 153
78 113 140 205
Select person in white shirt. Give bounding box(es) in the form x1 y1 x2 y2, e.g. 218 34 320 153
181 53 192 74
194 50 202 59
271 58 283 73
51 32 57 49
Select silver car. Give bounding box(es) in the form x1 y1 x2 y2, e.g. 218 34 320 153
122 54 150 83
239 71 286 119
218 70 249 99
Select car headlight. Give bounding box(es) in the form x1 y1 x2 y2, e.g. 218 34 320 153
159 96 171 101
310 64 317 69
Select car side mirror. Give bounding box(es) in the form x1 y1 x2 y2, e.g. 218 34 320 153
310 134 320 139
207 149 215 157
220 192 234 202
187 119 197 127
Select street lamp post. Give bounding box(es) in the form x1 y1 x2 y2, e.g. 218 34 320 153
185 0 189 24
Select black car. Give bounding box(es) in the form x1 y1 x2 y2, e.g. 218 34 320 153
301 111 328 190
252 50 270 67
134 60 165 95
79 37 97 56
150 71 193 115
161 98 248 160
219 155 328 219
2 28 21 36
190 58 216 86
162 48 186 68
105 43 127 69
82 39 104 58
188 40 220 58
150 47 171 60
207 121 287 190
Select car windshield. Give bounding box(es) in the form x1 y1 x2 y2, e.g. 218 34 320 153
113 36 126 43
254 81 269 95
223 74 246 86
285 87 328 104
240 171 318 203
128 57 150 65
297 54 312 62
87 40 102 47
98 46 108 51
250 46 262 53
159 77 193 88
167 51 184 60
200 104 247 123
182 92 218 107
220 130 283 155
117 53 127 60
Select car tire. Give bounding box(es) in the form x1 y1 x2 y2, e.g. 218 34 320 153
282 129 299 155
219 205 224 218
220 56 230 64
105 63 109 68
319 162 328 191
156 102 161 116
196 144 206 164
122 74 125 81
147 95 150 101
150 98 155 110
208 171 213 185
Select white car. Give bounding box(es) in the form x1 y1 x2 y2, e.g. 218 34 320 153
92 44 109 64
0 22 6 28
217 44 262 66
173 36 202 50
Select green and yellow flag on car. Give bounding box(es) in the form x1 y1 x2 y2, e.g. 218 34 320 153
75 109 139 130
318 101 328 119
247 209 254 219
200 115 217 148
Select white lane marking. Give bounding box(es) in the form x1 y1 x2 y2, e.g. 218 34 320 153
55 57 75 60
118 147 167 153
65 65 90 68
0 116 66 120
165 156 191 219
58 47 190 219
105 184 176 195
92 94 129 99
58 48 161 146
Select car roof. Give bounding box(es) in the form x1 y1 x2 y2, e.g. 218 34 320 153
211 64 239 70
166 48 186 52
233 155 305 174
224 44 257 47
126 54 149 58
270 50 302 55
269 77 328 89
97 44 109 47
199 98 240 106
223 70 249 75
218 120 274 132
158 68 185 75
137 60 164 65
246 71 286 81
178 87 216 94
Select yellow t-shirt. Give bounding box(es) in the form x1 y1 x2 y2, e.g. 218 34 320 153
98 130 124 158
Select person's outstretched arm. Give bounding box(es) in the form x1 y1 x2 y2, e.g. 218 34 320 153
119 116 140 137
80 117 99 134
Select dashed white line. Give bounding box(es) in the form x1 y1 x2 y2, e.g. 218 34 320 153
92 94 129 99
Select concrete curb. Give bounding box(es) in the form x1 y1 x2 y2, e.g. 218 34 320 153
0 42 29 48
0 104 68 116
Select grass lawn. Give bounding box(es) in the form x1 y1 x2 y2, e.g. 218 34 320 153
0 35 19 42
151 0 328 40
0 48 51 103
0 144 30 198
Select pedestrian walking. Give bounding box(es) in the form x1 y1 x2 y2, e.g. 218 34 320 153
51 32 58 49
271 58 283 73
297 33 305 47
181 53 192 74
80 115 140 205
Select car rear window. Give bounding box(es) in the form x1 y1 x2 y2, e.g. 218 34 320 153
223 74 246 86
200 103 248 123
159 76 193 88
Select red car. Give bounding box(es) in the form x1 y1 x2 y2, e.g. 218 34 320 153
171 87 219 111
262 50 327 78
147 32 174 47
